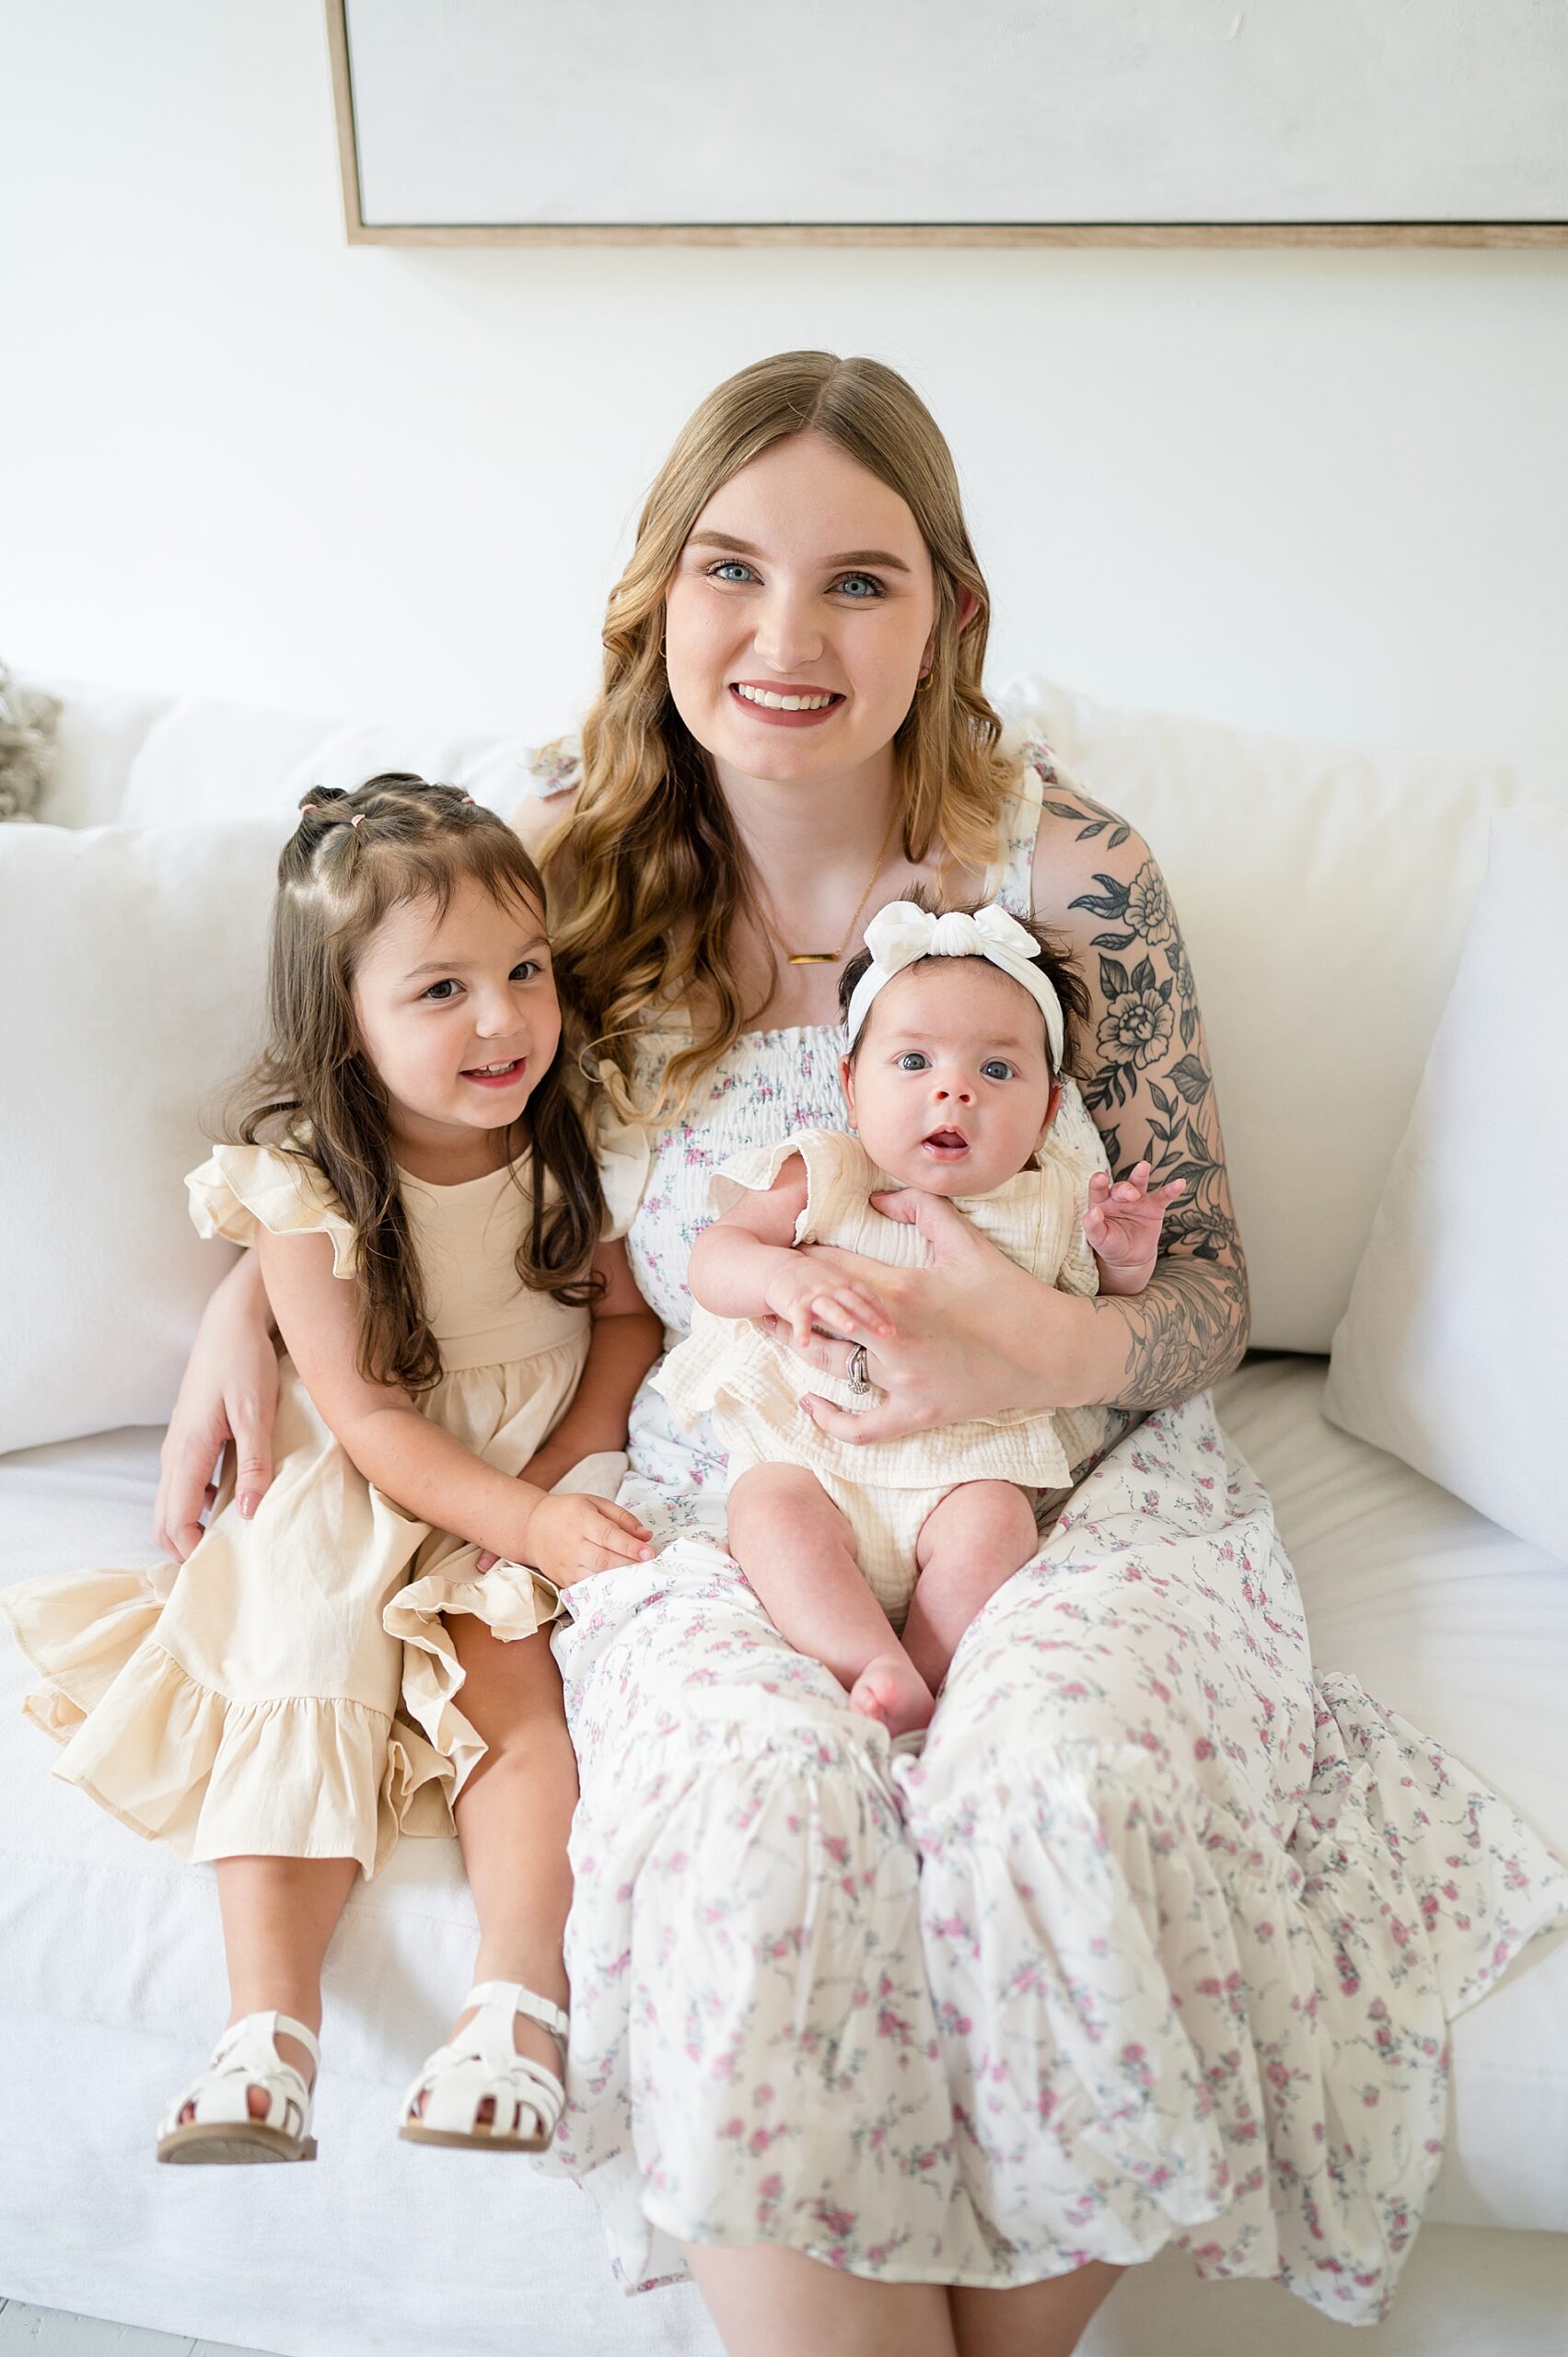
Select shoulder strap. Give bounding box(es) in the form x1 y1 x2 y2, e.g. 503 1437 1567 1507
981 753 1048 917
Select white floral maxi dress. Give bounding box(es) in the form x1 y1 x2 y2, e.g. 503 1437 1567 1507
544 754 1568 2324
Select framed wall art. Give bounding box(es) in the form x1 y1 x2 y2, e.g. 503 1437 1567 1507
328 0 1568 247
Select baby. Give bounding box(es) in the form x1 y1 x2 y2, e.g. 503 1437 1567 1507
655 897 1183 1736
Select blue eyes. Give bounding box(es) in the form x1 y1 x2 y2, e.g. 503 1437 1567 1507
894 1051 1016 1080
421 961 540 1003
704 562 884 598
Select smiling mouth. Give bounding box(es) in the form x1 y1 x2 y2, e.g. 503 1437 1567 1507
730 682 844 714
461 1057 526 1087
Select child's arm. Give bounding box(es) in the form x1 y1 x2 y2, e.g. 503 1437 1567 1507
1082 1162 1188 1296
258 1227 653 1584
689 1158 889 1350
511 1238 661 1494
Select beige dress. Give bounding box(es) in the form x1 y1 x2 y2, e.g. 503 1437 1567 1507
3 1138 637 1876
652 1094 1113 1621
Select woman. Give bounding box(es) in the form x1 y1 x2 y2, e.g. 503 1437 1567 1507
158 354 1563 2355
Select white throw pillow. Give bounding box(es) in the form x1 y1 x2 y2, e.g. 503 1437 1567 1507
997 676 1568 1352
0 822 279 1453
1324 806 1568 1562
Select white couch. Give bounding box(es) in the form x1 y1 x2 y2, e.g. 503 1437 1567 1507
3 677 1565 2357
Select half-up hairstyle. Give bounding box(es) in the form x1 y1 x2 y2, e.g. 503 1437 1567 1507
540 350 1019 1122
226 773 605 1396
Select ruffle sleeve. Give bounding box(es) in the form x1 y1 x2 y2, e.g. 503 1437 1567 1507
710 1127 872 1245
587 1086 652 1243
186 1142 360 1280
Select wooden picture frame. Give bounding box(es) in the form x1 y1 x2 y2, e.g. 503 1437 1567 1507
326 0 1568 250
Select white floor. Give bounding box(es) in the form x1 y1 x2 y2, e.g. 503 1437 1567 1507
0 2304 268 2356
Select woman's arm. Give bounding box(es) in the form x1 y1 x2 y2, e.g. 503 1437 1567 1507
509 1238 662 1492
1033 780 1249 1407
153 1249 281 1559
258 1229 651 1575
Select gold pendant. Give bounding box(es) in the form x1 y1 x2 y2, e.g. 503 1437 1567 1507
787 952 836 966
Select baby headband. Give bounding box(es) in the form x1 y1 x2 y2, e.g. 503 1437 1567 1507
844 899 1065 1067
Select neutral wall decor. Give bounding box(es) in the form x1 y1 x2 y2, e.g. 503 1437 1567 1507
328 0 1568 247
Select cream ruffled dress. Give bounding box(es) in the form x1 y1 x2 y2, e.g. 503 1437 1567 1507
652 1102 1114 1618
3 1134 640 1875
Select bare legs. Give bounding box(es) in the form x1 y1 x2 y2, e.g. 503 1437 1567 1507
726 1467 1040 1738
684 2245 958 2357
199 1854 359 2120
203 1617 575 2131
437 1617 577 2108
682 2246 1124 2357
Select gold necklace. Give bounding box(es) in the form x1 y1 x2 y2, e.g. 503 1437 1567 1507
759 806 903 966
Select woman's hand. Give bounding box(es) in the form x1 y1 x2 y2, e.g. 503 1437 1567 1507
152 1259 281 1560
768 1192 1099 1446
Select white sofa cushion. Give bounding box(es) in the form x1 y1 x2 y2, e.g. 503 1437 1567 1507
1323 807 1568 1562
997 677 1568 1353
121 692 538 826
0 820 277 1452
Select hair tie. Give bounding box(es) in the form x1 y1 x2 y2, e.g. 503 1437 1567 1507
845 900 1065 1066
351 813 365 828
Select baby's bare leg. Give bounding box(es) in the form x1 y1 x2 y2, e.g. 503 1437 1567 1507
903 1481 1041 1697
727 1464 935 1737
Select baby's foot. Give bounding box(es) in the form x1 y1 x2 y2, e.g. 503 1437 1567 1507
850 1653 935 1739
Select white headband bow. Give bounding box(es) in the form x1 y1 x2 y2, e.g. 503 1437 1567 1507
845 900 1065 1067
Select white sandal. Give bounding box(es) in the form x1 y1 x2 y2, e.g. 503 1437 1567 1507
399 1980 567 2153
156 2011 319 2165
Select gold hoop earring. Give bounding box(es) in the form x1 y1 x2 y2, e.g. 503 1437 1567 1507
915 670 933 695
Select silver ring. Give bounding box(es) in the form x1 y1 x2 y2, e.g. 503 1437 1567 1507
845 1343 871 1396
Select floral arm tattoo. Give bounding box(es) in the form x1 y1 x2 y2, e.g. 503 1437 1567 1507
1028 749 1251 1411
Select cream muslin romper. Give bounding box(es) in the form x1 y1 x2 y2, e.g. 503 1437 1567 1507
652 1120 1114 1621
2 1137 635 1875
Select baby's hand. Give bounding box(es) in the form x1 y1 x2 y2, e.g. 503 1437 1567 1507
523 1492 654 1586
763 1249 888 1353
1083 1162 1186 1290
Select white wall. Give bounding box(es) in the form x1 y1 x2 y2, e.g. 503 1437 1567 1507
4 0 1566 762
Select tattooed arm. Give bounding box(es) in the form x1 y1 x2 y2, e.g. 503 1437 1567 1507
1030 754 1250 1410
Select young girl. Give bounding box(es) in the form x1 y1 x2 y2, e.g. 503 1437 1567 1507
655 897 1184 1736
1 773 661 2165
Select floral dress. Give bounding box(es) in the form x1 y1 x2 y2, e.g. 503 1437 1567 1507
541 749 1568 2323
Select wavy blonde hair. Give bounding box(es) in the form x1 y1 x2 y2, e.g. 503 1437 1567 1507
540 350 1017 1120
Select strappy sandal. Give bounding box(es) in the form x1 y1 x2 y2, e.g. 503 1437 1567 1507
399 1980 567 2154
156 2011 319 2165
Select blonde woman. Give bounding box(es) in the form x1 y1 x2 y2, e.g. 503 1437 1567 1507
158 354 1564 2355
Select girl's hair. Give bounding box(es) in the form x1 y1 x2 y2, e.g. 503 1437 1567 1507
540 350 1018 1121
837 891 1092 1085
226 773 605 1397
